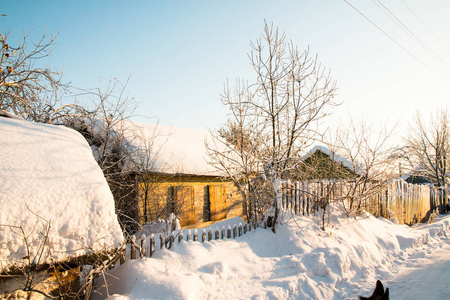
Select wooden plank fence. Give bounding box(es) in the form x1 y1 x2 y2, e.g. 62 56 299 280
430 188 448 215
279 179 447 225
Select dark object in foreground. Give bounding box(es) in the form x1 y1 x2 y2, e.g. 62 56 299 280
359 280 389 300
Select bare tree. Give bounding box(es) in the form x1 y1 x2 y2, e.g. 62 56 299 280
62 78 141 233
207 22 337 228
127 122 174 224
63 80 183 233
0 30 72 122
401 109 449 211
322 119 396 217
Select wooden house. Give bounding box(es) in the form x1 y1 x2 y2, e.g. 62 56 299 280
401 173 433 185
137 174 243 227
299 145 361 180
0 114 123 298
126 122 244 227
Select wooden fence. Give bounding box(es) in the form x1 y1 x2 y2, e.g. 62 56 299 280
115 222 259 265
430 188 448 214
114 179 448 267
279 179 446 225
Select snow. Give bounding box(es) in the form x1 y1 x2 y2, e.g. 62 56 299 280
93 207 450 299
302 145 363 176
0 117 123 272
123 121 219 176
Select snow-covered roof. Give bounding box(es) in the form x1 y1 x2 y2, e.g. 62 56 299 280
400 167 434 185
124 121 220 177
302 145 363 175
0 117 123 272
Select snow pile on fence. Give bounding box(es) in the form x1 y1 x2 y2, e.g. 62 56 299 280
93 207 450 299
0 117 123 272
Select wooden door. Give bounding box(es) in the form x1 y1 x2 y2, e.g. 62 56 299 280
209 185 227 221
175 186 195 226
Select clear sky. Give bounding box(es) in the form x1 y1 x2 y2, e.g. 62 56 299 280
2 1 450 135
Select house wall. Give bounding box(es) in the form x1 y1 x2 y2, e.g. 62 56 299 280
137 175 243 227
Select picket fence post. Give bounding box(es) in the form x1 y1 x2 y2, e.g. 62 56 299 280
120 247 126 265
159 235 164 249
178 231 184 243
149 233 155 257
169 232 174 249
140 234 147 258
215 227 220 240
130 235 137 260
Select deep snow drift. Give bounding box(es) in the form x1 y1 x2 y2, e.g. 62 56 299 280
93 209 450 299
0 117 123 272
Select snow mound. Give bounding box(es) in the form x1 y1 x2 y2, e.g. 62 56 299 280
93 209 450 299
0 117 123 272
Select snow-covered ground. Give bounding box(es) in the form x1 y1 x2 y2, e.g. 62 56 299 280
93 208 450 300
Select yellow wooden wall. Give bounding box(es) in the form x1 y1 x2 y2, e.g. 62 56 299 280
385 180 431 224
137 175 243 227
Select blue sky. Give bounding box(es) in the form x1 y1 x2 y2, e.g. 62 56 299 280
2 1 450 133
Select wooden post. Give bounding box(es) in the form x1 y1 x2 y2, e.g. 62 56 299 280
222 226 226 239
149 233 155 257
307 181 312 215
169 232 174 249
243 223 247 234
227 225 231 239
238 223 242 236
187 230 191 242
202 229 206 243
233 224 237 238
289 181 293 210
302 181 306 215
208 229 212 241
131 235 136 260
167 234 172 249
140 234 147 258
215 227 220 240
193 229 198 242
120 248 125 265
160 234 165 249
178 231 184 243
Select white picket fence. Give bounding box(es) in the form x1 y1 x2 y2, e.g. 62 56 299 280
116 221 259 265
